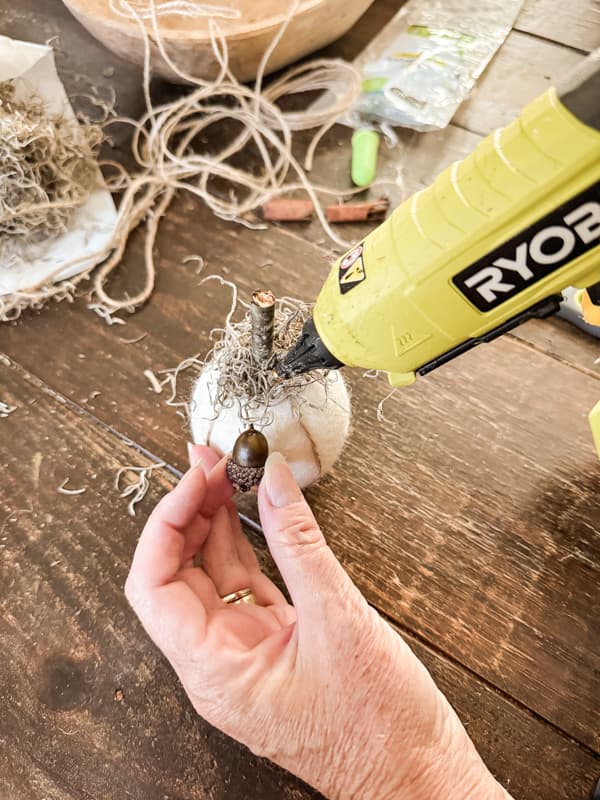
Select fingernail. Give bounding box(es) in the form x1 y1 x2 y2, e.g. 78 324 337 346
264 452 302 508
187 442 206 472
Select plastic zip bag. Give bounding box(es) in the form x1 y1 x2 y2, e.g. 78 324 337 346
352 0 525 131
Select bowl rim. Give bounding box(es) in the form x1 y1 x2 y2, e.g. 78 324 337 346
61 0 351 43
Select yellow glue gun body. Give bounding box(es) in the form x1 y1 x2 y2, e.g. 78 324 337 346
313 87 600 388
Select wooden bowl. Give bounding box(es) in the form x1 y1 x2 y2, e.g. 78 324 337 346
61 0 375 83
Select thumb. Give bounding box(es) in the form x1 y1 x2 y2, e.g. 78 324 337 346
257 452 362 625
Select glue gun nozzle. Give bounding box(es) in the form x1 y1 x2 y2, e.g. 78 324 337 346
275 316 344 378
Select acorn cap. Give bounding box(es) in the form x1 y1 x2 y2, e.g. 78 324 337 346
226 461 264 493
231 425 269 469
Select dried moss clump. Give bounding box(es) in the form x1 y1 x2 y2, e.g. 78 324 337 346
204 293 333 425
0 80 103 260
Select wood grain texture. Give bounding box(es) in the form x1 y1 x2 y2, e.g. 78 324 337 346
0 360 598 800
453 32 591 135
515 0 600 51
515 317 600 382
311 337 600 751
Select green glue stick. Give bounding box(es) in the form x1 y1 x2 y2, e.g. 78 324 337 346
351 128 380 187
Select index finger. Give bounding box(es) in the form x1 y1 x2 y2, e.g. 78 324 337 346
202 455 235 516
128 462 209 594
144 454 233 540
128 456 234 594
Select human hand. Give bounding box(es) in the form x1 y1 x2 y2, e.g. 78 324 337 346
125 446 510 800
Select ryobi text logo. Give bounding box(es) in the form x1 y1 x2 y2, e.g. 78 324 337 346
453 182 600 312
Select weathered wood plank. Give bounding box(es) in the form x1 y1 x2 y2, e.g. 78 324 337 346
453 32 590 134
310 336 600 751
0 360 598 800
515 317 600 380
515 0 600 52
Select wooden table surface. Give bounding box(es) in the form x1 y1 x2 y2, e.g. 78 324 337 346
1 1 599 798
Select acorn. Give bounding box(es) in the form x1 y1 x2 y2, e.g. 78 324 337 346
226 425 269 492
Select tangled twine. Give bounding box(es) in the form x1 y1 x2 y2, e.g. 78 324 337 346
0 0 363 321
91 0 362 312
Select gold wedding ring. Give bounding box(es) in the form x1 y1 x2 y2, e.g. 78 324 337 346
221 587 257 605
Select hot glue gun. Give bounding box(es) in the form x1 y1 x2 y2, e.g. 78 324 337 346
277 56 600 453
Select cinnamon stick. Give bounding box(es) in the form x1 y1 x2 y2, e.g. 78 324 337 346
325 198 389 223
262 198 314 222
262 197 389 223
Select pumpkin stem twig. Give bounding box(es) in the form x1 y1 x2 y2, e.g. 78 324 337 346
250 289 275 368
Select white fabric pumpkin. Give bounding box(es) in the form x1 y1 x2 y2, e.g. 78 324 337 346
190 366 351 488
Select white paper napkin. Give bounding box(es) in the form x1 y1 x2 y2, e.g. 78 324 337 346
0 35 117 296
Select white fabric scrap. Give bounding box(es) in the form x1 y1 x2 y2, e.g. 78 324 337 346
190 366 352 489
